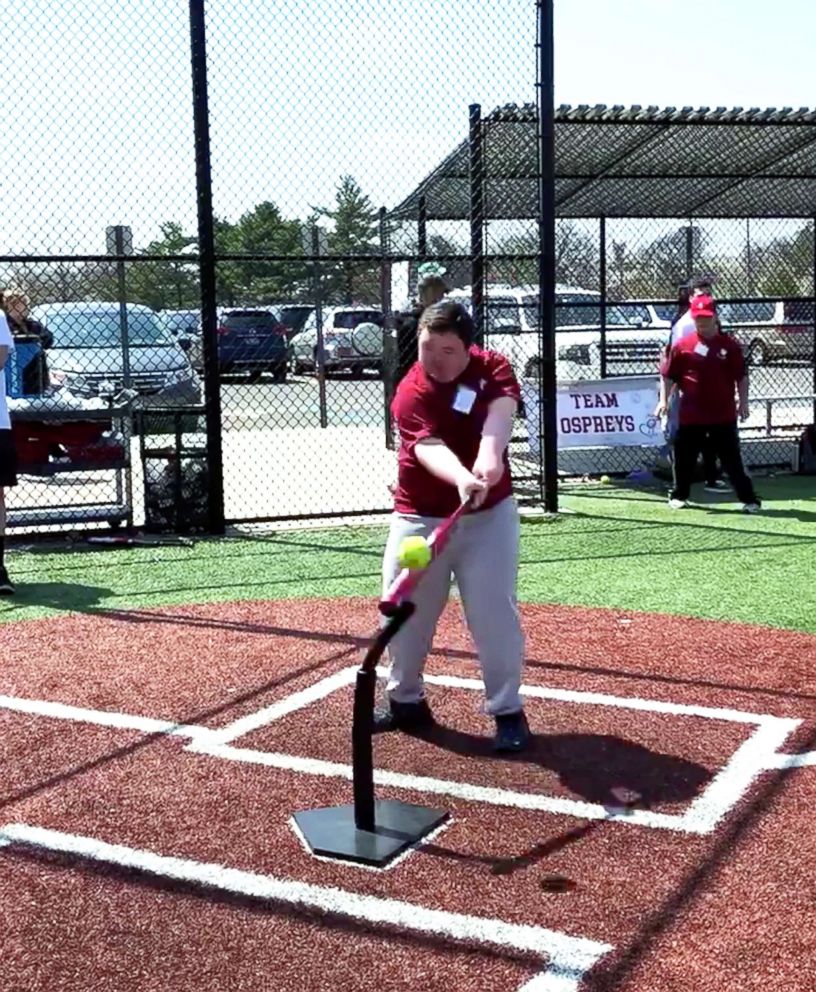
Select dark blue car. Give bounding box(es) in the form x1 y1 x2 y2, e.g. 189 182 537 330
217 308 289 382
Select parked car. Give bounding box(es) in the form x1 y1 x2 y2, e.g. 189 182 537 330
277 303 314 340
716 300 814 365
160 309 200 339
446 284 669 382
30 302 201 407
648 301 678 324
289 307 385 375
215 308 289 381
446 285 539 377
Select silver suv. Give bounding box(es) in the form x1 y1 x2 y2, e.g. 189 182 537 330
31 301 201 407
717 300 814 365
289 306 385 374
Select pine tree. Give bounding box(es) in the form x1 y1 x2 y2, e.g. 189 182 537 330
314 176 380 304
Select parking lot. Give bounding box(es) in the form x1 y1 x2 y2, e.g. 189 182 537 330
220 364 814 432
6 365 813 531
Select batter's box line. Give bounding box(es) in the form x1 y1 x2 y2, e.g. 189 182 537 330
0 822 612 992
0 684 808 833
187 665 802 835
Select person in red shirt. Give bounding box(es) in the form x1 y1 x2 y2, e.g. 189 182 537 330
661 295 760 512
377 300 529 752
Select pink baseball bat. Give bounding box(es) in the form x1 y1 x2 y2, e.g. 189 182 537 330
379 499 471 616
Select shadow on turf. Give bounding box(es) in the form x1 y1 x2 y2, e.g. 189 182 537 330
0 573 383 609
422 819 600 881
0 581 114 615
520 510 816 563
414 728 708 886
237 532 384 559
79 604 376 652
747 505 816 523
525 654 816 706
418 725 710 811
14 594 816 712
583 720 816 991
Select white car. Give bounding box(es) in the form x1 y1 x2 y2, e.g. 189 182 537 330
289 306 385 375
447 284 669 382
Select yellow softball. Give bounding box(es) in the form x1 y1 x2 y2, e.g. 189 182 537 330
398 535 432 570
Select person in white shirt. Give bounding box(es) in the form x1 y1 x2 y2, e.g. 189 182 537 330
0 309 17 593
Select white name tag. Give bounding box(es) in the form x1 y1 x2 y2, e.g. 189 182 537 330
693 342 709 357
452 385 477 414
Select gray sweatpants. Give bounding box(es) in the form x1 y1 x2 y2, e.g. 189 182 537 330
381 496 524 716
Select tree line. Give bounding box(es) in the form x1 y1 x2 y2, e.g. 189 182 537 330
3 176 812 312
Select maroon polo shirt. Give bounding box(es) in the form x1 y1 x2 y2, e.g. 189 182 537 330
661 331 746 426
392 347 520 517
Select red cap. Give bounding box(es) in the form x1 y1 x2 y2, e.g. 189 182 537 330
690 294 716 318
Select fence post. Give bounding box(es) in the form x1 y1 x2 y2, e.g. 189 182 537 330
536 0 557 513
188 0 224 534
469 103 485 347
112 226 131 389
812 215 816 425
312 226 328 430
685 222 695 282
417 194 428 261
380 207 395 450
599 216 607 380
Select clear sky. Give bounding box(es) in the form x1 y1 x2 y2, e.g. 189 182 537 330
0 0 813 255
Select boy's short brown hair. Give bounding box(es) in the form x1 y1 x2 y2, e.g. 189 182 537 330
418 301 474 347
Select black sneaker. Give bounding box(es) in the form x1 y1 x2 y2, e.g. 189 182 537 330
0 566 14 595
373 698 435 734
493 710 530 753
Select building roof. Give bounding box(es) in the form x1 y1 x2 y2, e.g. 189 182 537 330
391 103 816 220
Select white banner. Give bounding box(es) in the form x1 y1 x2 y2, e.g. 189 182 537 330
523 377 663 453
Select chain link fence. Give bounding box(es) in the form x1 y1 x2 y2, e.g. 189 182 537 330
2 2 814 536
1 1 203 533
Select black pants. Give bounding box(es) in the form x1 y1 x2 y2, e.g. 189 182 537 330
671 422 759 504
670 429 720 487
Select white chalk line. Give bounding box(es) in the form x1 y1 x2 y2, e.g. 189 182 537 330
680 717 802 833
0 693 209 742
0 666 810 836
202 740 692 831
762 750 816 769
0 822 612 992
189 664 806 834
204 666 358 746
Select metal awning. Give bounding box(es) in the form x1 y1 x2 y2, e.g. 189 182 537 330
391 103 816 220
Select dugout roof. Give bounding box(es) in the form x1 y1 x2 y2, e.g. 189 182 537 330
391 103 816 220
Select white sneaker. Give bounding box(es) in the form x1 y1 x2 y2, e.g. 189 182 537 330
668 498 687 510
704 480 732 493
742 502 761 514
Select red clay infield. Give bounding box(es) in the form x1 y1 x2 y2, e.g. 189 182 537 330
2 598 816 991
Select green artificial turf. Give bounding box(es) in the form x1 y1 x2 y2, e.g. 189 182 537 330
3 476 815 633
